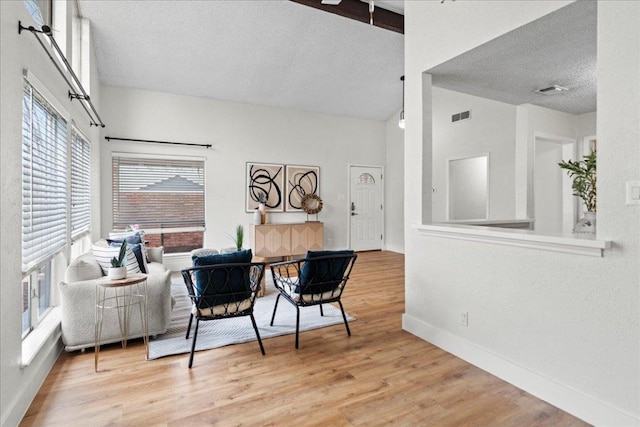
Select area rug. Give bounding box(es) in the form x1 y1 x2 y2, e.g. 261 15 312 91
148 276 355 359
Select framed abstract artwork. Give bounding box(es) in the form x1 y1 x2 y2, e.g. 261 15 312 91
246 163 285 212
285 165 320 211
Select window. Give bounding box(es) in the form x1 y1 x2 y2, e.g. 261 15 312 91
70 129 91 240
23 0 52 28
22 80 67 335
112 155 205 253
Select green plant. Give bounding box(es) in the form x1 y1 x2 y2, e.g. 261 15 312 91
558 149 597 212
235 225 244 251
110 241 127 268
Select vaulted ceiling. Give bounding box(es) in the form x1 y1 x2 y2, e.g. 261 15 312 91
79 0 594 123
78 0 405 121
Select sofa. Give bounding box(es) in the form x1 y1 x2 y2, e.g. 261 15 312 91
58 241 174 352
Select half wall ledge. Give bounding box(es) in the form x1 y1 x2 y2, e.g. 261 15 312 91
417 224 611 257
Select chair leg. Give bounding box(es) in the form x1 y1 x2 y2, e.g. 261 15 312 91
319 304 324 317
188 318 200 369
185 313 193 339
295 306 300 349
270 293 281 326
250 313 266 355
338 300 351 336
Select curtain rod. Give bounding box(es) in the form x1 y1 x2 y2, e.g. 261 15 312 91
18 21 106 128
105 136 212 149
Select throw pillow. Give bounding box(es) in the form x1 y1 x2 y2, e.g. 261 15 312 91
298 250 354 293
192 249 252 266
64 258 103 283
108 231 149 262
107 240 147 273
92 244 142 276
192 249 253 306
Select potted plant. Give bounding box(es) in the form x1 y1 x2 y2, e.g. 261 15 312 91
558 149 596 233
235 224 244 251
222 225 245 253
108 240 128 279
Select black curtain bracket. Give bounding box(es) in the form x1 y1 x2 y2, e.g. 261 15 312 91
18 21 106 128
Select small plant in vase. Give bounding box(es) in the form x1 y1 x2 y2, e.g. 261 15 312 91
558 149 596 234
108 241 128 279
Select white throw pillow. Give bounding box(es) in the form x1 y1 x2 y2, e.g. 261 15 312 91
92 245 142 275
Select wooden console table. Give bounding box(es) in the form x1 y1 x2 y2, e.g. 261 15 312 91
251 222 323 259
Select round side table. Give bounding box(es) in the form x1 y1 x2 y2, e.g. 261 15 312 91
94 273 148 372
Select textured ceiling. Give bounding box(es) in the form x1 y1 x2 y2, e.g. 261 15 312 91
78 0 405 121
427 1 597 115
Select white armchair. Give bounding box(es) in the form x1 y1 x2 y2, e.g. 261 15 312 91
58 241 174 351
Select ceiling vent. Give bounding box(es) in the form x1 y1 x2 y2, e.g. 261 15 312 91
452 109 471 123
535 85 569 95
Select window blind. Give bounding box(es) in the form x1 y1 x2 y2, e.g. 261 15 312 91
70 128 91 239
22 81 68 273
112 156 205 230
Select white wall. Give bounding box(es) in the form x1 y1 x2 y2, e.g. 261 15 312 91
0 1 103 425
385 110 405 253
99 86 387 260
403 1 639 426
431 87 516 222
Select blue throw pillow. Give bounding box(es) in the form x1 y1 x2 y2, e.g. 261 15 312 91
192 249 252 266
298 250 354 294
192 250 253 306
107 240 146 273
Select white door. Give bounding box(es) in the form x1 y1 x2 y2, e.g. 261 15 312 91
349 166 383 251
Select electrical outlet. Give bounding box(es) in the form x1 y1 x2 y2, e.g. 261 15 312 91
327 238 332 247
459 311 468 326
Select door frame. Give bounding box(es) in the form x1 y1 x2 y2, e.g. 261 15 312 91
532 132 578 233
347 164 385 251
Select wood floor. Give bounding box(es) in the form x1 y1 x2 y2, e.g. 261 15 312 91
22 251 588 426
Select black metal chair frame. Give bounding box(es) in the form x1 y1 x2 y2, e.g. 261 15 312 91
182 262 266 368
269 253 357 348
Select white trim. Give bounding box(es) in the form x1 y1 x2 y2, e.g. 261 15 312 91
21 308 61 367
111 151 206 162
23 69 69 119
582 135 597 157
402 314 639 427
417 223 610 257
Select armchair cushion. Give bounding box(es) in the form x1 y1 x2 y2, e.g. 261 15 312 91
192 249 253 306
299 250 354 293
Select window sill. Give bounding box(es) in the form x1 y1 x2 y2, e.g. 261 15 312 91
21 307 61 368
417 223 611 257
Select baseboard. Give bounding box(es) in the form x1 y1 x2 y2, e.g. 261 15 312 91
402 314 639 427
384 243 405 254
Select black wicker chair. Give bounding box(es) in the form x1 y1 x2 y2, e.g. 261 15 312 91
181 262 266 368
270 251 357 348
